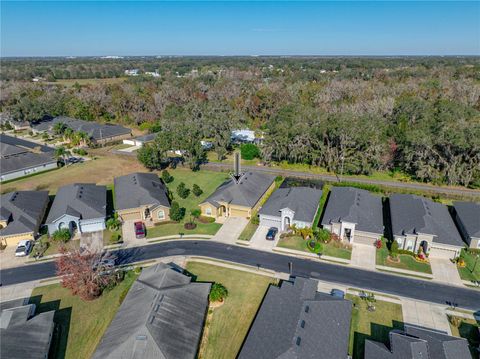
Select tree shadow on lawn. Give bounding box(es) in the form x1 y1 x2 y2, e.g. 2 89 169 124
458 316 480 358
28 295 72 359
352 320 404 359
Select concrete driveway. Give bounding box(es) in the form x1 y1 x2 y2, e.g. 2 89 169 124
212 217 248 244
0 246 29 270
249 225 278 251
80 231 104 252
430 258 463 286
351 243 376 270
401 299 452 334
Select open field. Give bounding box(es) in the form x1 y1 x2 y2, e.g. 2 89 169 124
347 294 404 359
186 261 274 359
28 271 137 359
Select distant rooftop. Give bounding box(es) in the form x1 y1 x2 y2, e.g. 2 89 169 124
453 201 480 242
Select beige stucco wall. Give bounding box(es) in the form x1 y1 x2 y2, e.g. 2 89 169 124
118 205 170 226
1 232 34 246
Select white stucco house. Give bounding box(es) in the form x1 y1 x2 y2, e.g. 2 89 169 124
45 183 107 236
320 187 384 245
259 187 322 231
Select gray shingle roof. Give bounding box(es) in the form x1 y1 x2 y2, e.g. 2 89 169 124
259 187 322 223
0 191 49 237
321 187 384 234
46 183 106 223
93 264 210 359
365 325 471 359
0 134 56 176
32 116 131 141
389 194 465 247
238 277 352 359
134 133 156 143
453 201 480 242
0 304 55 359
114 173 170 211
203 172 276 208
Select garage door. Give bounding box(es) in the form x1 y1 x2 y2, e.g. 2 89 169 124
259 216 281 230
230 208 249 218
120 212 142 221
354 234 377 245
429 246 457 260
80 222 105 233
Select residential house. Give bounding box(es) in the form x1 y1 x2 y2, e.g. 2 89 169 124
452 201 480 249
365 324 470 359
259 187 322 231
0 191 49 247
231 129 256 144
389 194 465 259
238 277 352 359
114 173 171 226
0 134 57 182
0 302 55 359
321 187 384 245
45 183 107 236
32 116 132 145
122 133 156 147
124 69 139 76
93 263 210 359
199 172 276 220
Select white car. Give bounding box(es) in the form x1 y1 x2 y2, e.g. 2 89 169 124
15 240 33 257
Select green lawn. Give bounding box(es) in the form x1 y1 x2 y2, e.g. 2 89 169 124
457 249 480 282
146 222 222 238
448 315 480 357
376 242 432 274
103 229 122 245
238 221 259 241
277 235 352 260
186 261 274 359
28 271 138 359
347 294 404 359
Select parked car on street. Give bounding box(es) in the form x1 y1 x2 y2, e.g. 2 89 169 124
266 227 278 241
15 240 33 257
134 221 146 238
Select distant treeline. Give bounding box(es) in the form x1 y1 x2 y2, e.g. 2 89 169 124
0 57 479 187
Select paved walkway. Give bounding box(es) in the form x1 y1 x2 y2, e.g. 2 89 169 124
351 243 376 270
211 217 249 244
401 299 452 334
249 225 278 251
430 258 463 286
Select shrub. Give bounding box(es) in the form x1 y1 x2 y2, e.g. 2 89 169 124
198 216 215 224
209 283 228 302
240 143 260 160
106 215 121 231
31 239 49 257
192 184 203 197
374 239 383 249
170 201 185 221
52 228 71 243
176 182 190 199
162 170 174 183
315 229 331 242
109 233 122 244
390 240 399 258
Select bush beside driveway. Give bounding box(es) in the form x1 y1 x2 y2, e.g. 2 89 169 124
376 240 432 274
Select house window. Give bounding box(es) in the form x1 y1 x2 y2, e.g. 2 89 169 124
157 210 165 220
206 207 212 216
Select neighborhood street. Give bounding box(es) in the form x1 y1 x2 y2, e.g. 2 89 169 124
1 240 479 310
203 163 480 199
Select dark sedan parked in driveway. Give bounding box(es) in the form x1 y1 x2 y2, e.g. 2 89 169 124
266 227 278 241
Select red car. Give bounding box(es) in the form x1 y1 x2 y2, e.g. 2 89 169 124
134 221 146 239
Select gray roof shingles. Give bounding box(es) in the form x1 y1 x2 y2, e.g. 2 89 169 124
321 187 384 234
0 191 49 237
365 324 471 359
238 277 352 359
46 183 106 223
32 116 131 141
0 304 55 359
114 173 170 211
259 187 322 223
453 201 480 242
389 194 465 247
93 263 210 359
203 171 276 208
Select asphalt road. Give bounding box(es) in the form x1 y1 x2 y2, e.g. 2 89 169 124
202 163 480 199
1 241 480 311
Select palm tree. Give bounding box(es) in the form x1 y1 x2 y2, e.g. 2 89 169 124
77 131 90 146
54 146 71 165
63 127 74 142
53 122 67 136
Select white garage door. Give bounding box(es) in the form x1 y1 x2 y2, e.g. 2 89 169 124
429 246 457 260
80 221 106 233
259 215 281 230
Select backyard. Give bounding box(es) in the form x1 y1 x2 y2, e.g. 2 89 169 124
347 293 404 359
457 249 480 282
376 240 432 274
277 234 352 260
28 271 138 359
186 261 274 359
448 315 480 357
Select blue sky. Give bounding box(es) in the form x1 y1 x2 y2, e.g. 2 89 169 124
1 1 479 56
